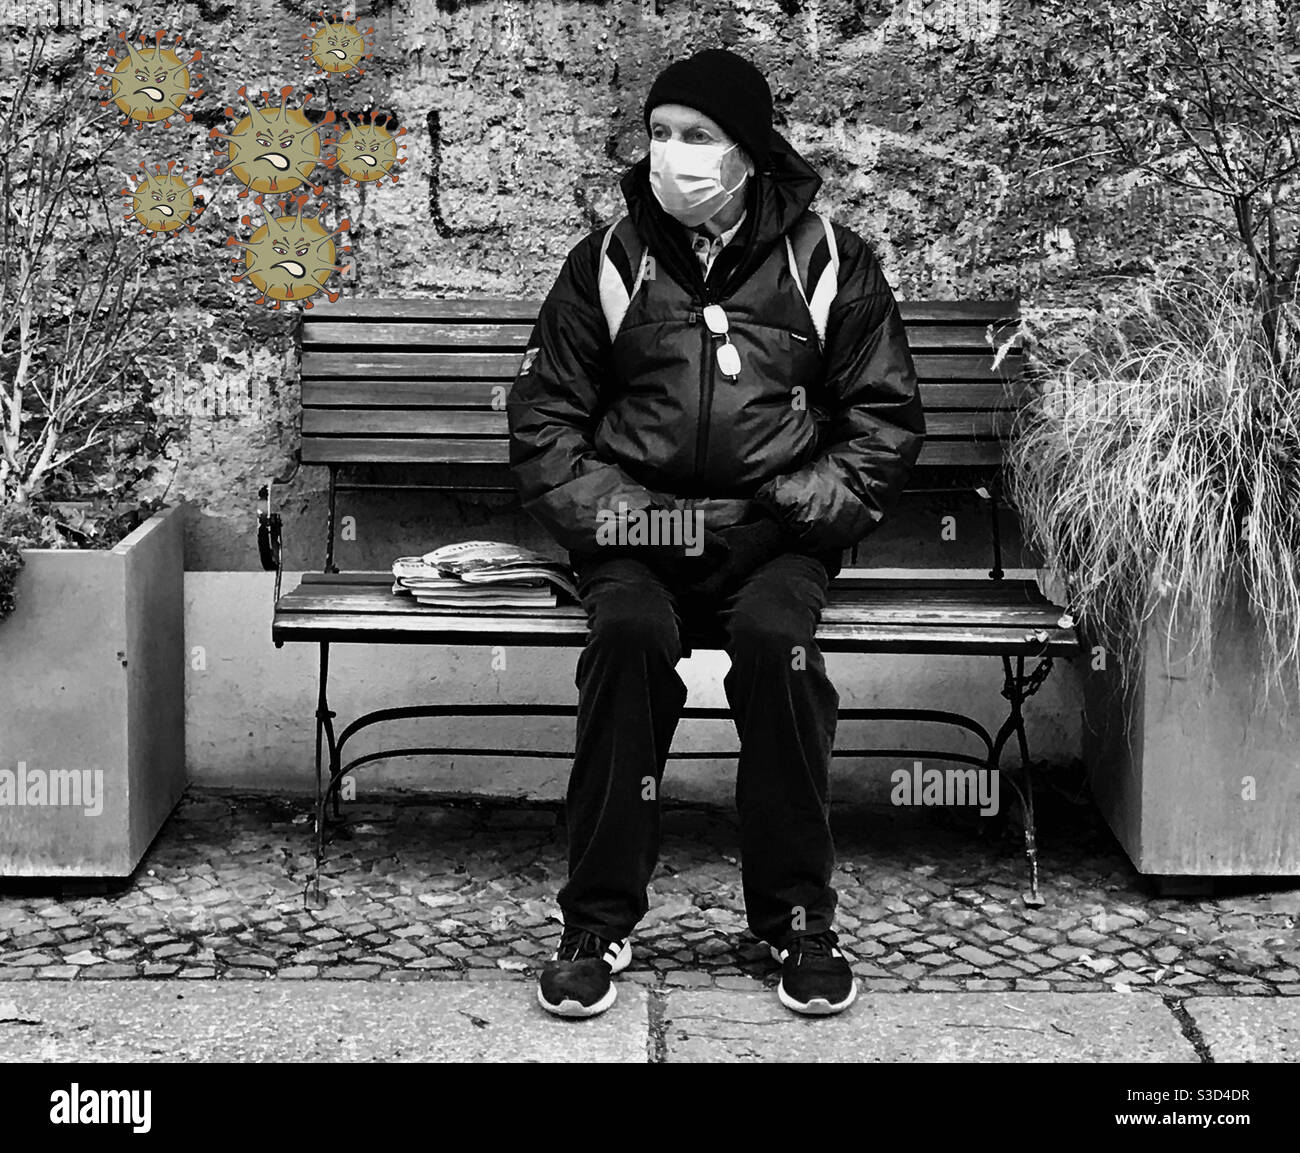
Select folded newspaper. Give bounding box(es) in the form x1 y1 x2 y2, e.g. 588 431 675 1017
391 541 578 608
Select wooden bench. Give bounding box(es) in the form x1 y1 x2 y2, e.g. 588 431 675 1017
259 296 1082 905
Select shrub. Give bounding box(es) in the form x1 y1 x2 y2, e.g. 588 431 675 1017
1008 266 1300 704
0 33 174 624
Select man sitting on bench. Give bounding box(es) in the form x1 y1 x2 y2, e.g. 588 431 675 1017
507 47 925 1018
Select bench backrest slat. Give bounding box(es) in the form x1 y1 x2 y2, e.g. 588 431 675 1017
299 437 1005 468
303 320 1013 353
302 378 1020 411
303 297 1021 324
300 408 1011 440
296 296 1022 480
299 349 1019 383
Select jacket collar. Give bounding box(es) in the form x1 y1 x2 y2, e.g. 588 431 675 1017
618 128 823 302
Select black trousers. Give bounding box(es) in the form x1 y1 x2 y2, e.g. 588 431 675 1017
558 551 841 949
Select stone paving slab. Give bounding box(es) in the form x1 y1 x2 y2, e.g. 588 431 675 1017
0 981 649 1063
1185 998 1300 1062
662 991 1199 1062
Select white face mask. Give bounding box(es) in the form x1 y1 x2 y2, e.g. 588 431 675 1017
649 138 745 228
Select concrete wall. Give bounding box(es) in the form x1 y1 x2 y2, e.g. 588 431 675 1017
185 568 1083 803
14 0 1227 572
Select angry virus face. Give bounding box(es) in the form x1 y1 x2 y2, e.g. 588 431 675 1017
122 160 206 238
226 195 352 309
335 111 408 187
209 86 336 202
96 29 204 129
303 10 374 78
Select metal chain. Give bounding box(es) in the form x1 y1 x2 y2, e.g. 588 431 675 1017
1002 655 1055 702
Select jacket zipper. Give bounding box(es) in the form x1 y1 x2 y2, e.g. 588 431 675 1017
691 296 714 484
692 238 738 485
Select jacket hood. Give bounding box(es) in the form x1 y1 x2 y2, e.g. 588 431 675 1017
618 127 823 299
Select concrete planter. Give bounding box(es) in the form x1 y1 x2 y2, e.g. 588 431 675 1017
0 506 186 877
1081 589 1300 879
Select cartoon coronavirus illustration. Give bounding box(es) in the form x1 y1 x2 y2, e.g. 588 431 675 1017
95 28 204 129
334 111 408 188
209 86 336 203
226 195 352 309
302 10 374 78
122 160 206 238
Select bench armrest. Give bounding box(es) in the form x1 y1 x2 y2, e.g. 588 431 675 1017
257 483 284 605
974 483 1004 581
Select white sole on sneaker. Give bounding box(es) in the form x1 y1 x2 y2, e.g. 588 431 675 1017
535 938 632 1019
537 981 617 1019
776 976 858 1016
769 944 858 1016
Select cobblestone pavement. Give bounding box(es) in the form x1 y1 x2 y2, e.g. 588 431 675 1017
1 787 1298 997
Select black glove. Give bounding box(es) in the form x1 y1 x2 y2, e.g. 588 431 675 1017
686 516 791 599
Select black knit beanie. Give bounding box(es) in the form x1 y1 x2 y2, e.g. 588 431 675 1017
643 48 774 171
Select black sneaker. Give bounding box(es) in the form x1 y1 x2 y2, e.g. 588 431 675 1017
770 931 857 1016
537 927 631 1018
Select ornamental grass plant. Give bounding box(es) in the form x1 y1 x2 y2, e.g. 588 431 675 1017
1007 266 1300 709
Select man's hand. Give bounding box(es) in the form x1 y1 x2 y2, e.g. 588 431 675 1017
685 516 789 599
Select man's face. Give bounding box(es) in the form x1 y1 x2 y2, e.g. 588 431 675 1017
648 103 754 188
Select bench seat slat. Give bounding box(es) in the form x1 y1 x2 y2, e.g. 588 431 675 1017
280 595 1066 629
277 577 1069 623
299 408 1013 440
298 436 1005 467
289 585 1061 611
297 571 1057 597
271 610 1077 655
281 582 1058 612
299 350 1022 383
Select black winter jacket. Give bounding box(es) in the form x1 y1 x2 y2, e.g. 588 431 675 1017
507 128 925 565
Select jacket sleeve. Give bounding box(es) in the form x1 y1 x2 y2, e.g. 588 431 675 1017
507 233 675 554
753 223 925 552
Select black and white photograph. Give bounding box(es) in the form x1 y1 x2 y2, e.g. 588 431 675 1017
0 0 1297 1116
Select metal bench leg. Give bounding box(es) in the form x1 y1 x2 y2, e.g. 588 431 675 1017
990 652 1053 908
312 641 338 905
1009 661 1041 906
